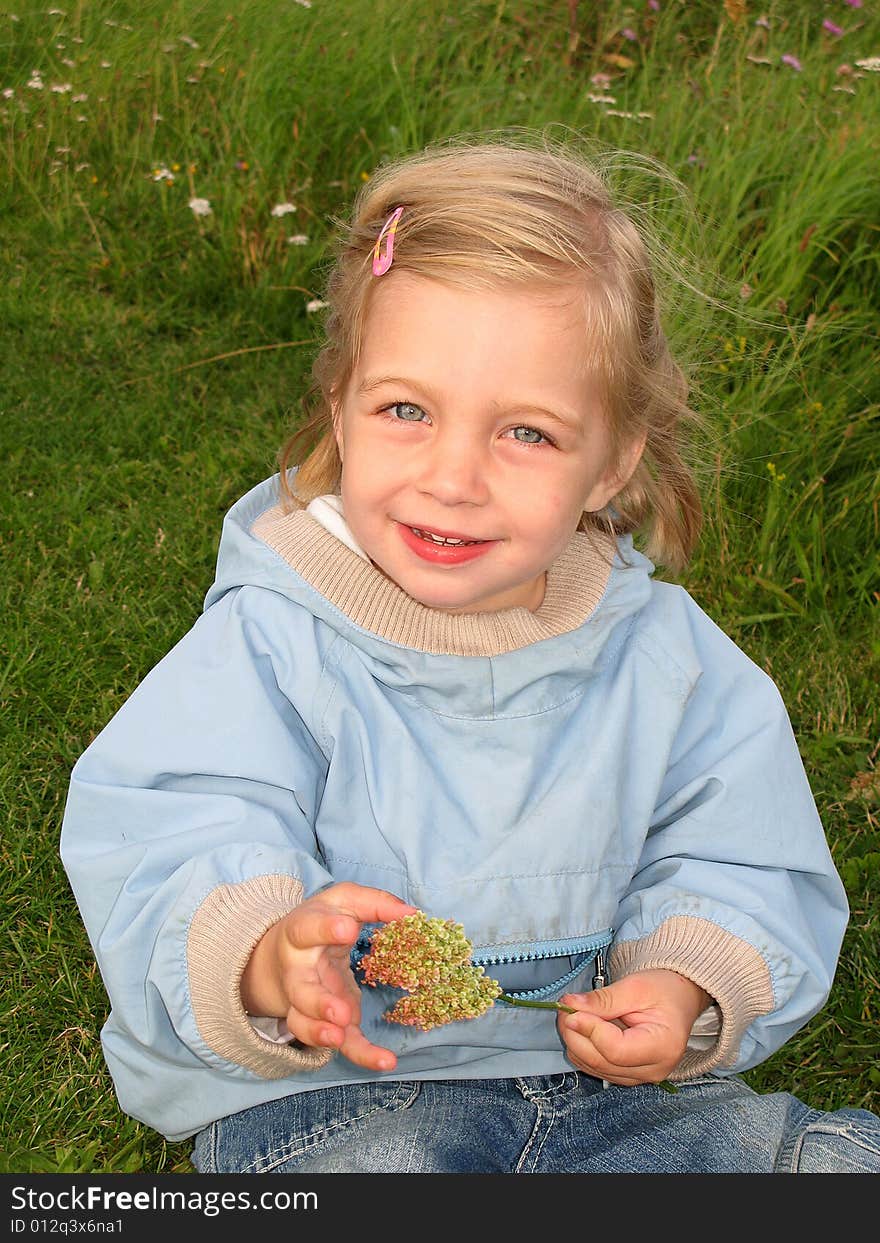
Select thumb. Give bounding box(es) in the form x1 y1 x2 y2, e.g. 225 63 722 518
561 979 634 1022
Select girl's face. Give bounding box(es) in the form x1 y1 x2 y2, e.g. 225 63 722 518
333 273 642 614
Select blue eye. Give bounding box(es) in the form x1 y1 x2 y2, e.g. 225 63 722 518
509 426 548 445
389 402 427 422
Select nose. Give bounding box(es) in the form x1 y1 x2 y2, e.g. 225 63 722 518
415 427 490 507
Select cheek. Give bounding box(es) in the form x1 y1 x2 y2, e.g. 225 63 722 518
543 479 587 523
525 491 584 554
340 452 399 511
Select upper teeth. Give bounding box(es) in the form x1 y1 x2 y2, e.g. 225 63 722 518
411 527 479 546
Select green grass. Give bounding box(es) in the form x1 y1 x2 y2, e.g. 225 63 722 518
1 0 878 1173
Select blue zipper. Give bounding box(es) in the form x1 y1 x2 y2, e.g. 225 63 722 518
351 925 614 1000
472 930 613 1001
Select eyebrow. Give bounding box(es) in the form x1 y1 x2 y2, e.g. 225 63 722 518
356 375 584 433
357 375 441 401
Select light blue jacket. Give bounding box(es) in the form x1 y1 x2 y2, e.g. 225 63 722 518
60 475 849 1141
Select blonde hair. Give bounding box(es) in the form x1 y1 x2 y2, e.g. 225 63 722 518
279 135 704 571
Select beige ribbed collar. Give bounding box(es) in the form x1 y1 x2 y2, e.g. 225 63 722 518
252 505 615 657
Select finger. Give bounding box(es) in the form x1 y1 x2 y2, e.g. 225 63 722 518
283 1001 347 1052
326 883 419 926
283 906 365 952
338 1025 398 1074
566 1054 644 1086
562 1025 662 1084
561 982 641 1022
283 973 355 1029
562 1010 667 1070
285 889 418 952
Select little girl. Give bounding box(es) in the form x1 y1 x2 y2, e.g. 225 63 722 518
60 137 880 1174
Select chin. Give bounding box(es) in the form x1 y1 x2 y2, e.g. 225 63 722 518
408 589 474 612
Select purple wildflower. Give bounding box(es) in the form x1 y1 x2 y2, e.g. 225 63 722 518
621 28 638 42
843 0 861 8
781 54 803 71
823 20 844 36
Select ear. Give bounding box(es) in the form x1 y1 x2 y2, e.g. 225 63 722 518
583 430 647 513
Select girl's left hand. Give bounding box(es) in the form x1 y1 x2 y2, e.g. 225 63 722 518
558 969 712 1086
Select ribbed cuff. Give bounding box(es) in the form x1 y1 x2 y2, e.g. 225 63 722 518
187 874 334 1079
609 915 775 1079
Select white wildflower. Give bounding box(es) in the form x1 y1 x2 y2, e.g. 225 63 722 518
188 197 212 216
287 233 309 245
306 299 329 313
2 88 13 99
72 92 87 102
100 61 111 69
855 58 880 73
27 73 44 90
180 35 199 48
271 202 297 217
152 165 173 181
294 0 312 7
50 83 72 93
586 93 615 104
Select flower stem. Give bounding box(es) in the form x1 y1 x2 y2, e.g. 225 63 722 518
497 994 577 1014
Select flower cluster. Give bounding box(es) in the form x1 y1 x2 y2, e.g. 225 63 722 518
385 967 503 1029
360 912 502 1030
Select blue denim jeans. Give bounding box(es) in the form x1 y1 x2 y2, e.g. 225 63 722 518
191 1073 880 1174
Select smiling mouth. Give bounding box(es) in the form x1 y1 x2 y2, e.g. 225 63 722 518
408 526 487 547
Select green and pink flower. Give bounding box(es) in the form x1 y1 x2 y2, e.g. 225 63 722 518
360 911 573 1031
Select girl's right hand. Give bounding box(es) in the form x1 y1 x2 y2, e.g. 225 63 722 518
240 882 417 1072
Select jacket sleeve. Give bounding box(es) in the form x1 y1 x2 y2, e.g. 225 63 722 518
609 597 850 1080
60 585 340 1088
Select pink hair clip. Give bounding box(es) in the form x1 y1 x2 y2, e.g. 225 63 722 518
372 206 404 276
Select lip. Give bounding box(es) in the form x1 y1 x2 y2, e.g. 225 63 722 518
396 521 497 565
